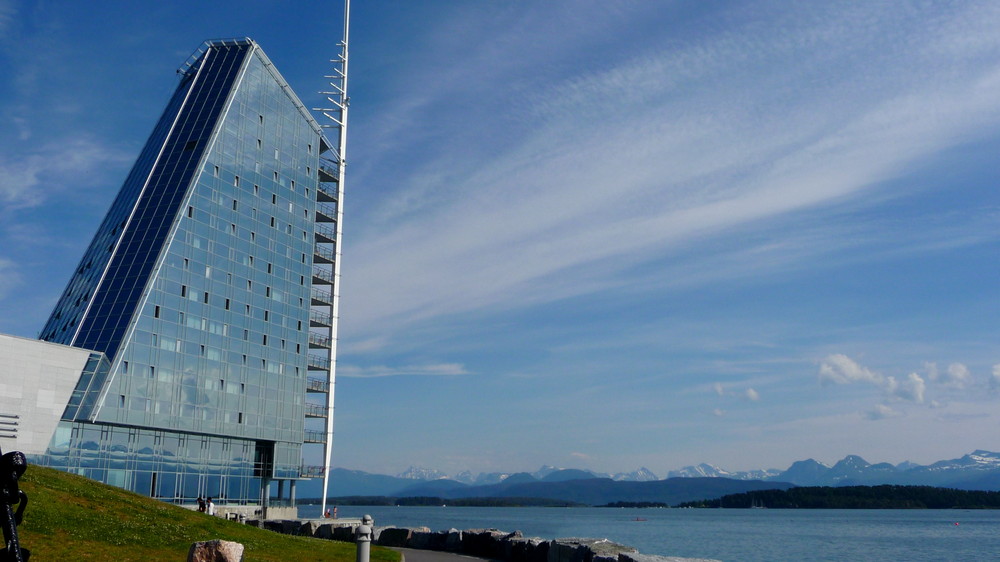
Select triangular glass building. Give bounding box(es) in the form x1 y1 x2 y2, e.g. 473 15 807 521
35 38 342 514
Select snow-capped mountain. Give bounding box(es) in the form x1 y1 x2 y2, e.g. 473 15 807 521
667 463 780 480
384 450 1000 492
295 449 1000 499
613 467 659 481
397 466 448 480
922 450 1000 473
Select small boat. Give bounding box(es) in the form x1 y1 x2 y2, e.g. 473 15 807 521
632 517 647 521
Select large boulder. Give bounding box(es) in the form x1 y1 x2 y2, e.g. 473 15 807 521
443 529 463 552
262 520 285 533
187 539 244 562
300 521 321 537
549 538 637 562
315 523 336 540
464 529 521 558
409 529 448 550
377 527 414 547
332 525 356 542
507 537 550 562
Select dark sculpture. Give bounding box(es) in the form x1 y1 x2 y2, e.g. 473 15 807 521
0 447 28 561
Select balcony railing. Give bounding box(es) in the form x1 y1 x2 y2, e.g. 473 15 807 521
305 403 328 418
306 377 330 393
312 267 334 284
313 245 336 264
317 183 337 202
300 465 325 478
310 311 332 327
311 289 333 306
307 355 331 370
316 203 337 221
315 223 336 243
304 429 326 443
309 332 331 348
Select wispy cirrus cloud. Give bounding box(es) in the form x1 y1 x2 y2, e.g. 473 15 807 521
343 1 1000 344
0 258 20 301
337 363 470 378
0 137 131 211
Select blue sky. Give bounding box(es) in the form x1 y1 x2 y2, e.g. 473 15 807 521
1 0 998 477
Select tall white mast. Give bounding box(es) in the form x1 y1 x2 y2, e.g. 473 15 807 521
313 0 350 517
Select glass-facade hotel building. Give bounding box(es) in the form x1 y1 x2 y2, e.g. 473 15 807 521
27 38 342 508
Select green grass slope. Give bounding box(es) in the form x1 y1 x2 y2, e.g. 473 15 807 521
15 465 400 561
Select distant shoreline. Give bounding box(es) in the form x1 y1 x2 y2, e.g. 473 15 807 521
298 484 1000 510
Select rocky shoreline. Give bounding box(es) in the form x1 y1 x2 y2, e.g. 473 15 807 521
250 518 719 562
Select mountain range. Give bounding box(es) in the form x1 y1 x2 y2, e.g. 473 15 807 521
301 450 1000 502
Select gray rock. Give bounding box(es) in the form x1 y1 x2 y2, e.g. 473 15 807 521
508 537 549 562
300 520 321 537
464 528 521 558
262 520 285 533
377 527 414 547
315 523 336 540
410 529 448 550
187 539 244 562
549 538 637 562
332 525 356 542
444 529 463 552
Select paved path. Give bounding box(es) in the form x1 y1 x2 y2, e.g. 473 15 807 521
391 547 498 562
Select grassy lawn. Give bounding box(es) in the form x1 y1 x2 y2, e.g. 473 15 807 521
15 465 400 562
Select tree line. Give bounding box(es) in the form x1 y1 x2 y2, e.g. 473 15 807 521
675 485 1000 509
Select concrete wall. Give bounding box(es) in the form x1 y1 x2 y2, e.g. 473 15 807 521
0 333 89 456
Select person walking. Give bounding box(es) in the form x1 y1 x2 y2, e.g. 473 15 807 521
197 495 206 513
207 497 216 516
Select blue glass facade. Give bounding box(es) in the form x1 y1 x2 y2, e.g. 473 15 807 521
37 39 334 505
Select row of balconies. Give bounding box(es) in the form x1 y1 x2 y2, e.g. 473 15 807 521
304 166 338 469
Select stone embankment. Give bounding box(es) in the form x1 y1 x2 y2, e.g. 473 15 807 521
249 519 719 562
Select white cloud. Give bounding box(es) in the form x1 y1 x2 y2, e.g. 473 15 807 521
819 354 883 386
0 258 20 301
712 408 725 417
744 388 760 402
820 354 924 404
0 138 131 210
712 382 724 396
340 336 390 354
337 363 470 378
943 363 972 389
0 0 14 37
925 361 973 389
991 364 1000 390
866 404 901 420
344 2 1000 342
892 373 926 404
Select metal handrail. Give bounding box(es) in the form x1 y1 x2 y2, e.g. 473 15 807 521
310 311 332 326
305 403 328 417
311 289 333 305
315 223 337 240
308 355 331 369
316 202 337 218
314 246 336 262
306 377 330 392
309 333 331 347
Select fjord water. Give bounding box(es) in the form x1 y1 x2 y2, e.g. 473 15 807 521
300 505 1000 561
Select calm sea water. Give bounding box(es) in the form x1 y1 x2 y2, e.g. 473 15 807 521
298 505 1000 561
